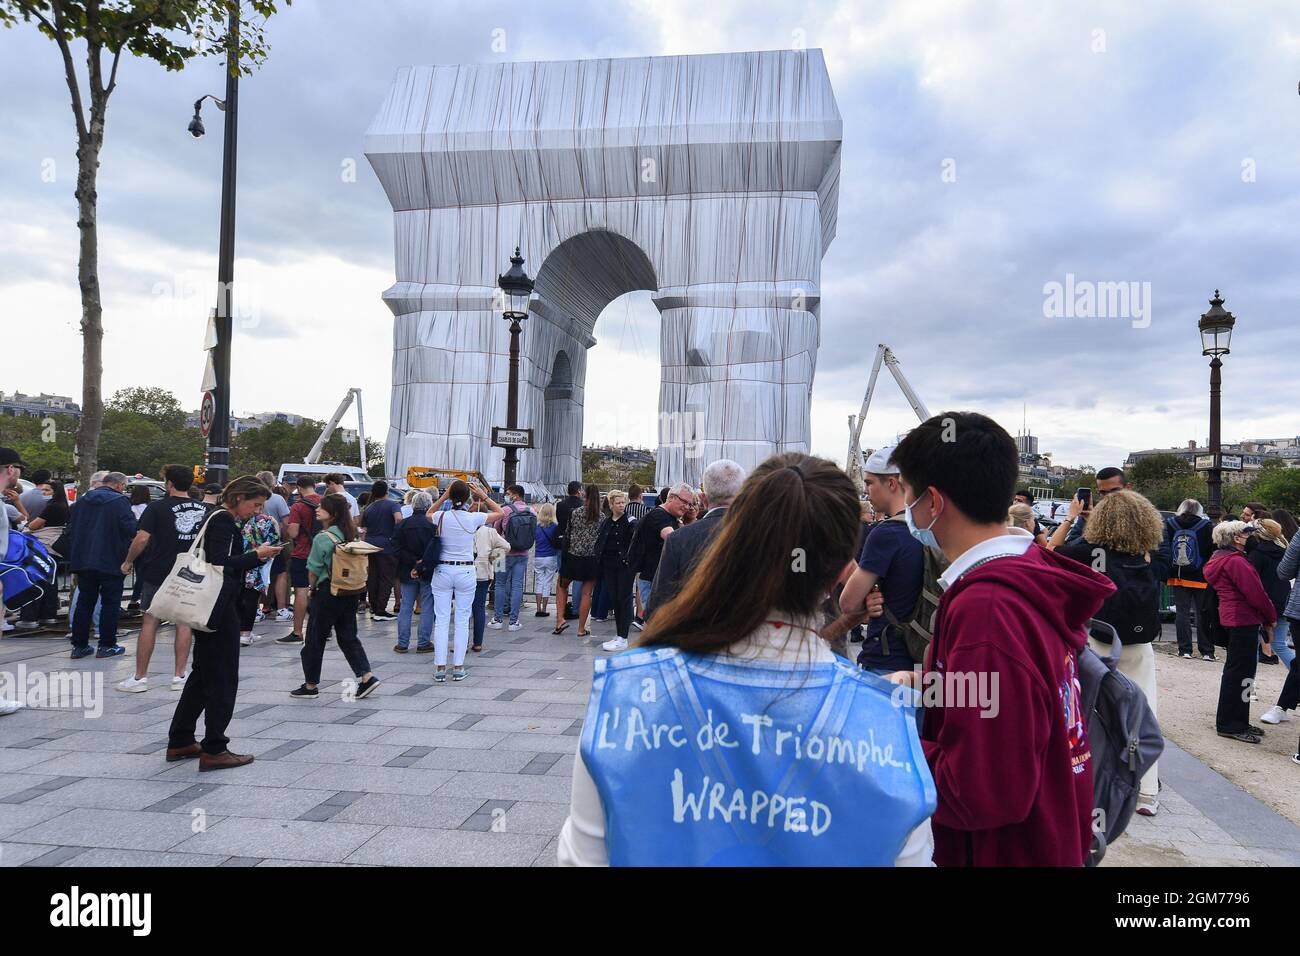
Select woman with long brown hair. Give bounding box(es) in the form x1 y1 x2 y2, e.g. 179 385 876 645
558 484 601 638
290 493 379 700
557 454 935 866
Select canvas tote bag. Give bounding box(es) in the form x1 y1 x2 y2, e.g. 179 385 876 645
147 510 227 632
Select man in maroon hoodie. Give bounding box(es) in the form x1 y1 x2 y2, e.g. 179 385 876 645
890 411 1114 866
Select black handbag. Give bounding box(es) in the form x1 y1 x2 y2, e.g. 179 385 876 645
417 519 442 581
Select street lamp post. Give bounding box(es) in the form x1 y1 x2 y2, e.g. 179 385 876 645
1198 290 1236 520
496 247 534 489
189 6 240 487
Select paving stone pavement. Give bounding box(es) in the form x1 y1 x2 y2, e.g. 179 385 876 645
2 604 1297 867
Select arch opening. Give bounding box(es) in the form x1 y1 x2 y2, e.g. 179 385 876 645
529 230 658 492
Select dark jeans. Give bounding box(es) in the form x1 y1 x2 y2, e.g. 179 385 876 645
1278 643 1300 712
168 606 240 754
599 558 635 638
472 578 490 648
1216 624 1261 734
237 586 260 632
591 573 611 620
367 553 397 615
70 570 123 650
1172 585 1214 656
301 587 370 685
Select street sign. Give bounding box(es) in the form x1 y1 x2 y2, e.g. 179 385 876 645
199 391 216 438
1194 453 1244 472
491 427 534 449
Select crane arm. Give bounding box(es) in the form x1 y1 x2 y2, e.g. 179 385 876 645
882 348 931 422
305 389 358 464
847 344 932 486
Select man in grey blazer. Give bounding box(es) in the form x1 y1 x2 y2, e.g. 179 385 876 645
642 460 747 624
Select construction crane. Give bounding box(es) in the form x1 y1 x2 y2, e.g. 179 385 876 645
305 387 367 473
846 345 932 492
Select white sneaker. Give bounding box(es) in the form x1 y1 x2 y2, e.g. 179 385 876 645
1260 705 1293 725
1135 794 1159 817
276 608 292 621
601 637 628 652
240 633 254 647
508 622 522 632
1 621 13 633
171 674 188 691
116 677 149 694
488 620 503 630
255 608 265 623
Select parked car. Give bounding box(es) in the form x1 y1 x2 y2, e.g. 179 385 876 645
125 477 167 501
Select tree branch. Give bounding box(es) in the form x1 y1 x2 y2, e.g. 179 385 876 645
47 0 89 142
105 42 122 97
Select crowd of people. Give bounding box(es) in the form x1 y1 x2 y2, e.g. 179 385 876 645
3 418 1298 863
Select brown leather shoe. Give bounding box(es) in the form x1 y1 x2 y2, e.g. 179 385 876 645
199 750 255 772
165 743 202 762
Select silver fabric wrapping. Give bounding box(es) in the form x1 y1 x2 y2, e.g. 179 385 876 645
365 49 842 492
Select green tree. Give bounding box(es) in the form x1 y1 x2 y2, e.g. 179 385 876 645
1128 453 1192 488
106 385 186 429
1245 467 1300 514
0 413 78 476
0 0 286 489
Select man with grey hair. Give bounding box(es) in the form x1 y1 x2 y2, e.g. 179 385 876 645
392 489 437 652
626 481 694 630
1161 497 1216 660
641 462 747 627
66 470 137 658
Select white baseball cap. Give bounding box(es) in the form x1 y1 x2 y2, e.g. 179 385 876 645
863 445 900 476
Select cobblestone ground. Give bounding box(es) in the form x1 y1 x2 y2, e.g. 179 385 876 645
2 604 1297 867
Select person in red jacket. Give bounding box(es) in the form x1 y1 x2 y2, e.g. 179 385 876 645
1204 520 1277 744
889 411 1114 866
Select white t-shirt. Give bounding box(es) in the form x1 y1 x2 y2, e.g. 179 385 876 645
340 491 360 518
430 508 488 561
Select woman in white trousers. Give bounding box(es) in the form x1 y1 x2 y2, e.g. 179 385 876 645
425 480 502 682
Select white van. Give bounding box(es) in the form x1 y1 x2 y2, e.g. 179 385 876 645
276 462 370 486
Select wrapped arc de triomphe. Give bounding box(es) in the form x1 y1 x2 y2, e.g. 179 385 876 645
364 49 842 493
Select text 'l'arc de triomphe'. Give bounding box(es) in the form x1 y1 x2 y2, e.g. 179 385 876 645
365 49 841 493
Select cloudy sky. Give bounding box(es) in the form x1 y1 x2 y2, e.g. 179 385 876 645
2 0 1298 471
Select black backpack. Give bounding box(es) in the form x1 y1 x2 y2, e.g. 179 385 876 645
1202 580 1231 648
1092 549 1161 644
1080 619 1165 866
503 506 537 552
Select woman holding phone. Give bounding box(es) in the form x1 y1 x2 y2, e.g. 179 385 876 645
167 476 281 772
421 480 502 682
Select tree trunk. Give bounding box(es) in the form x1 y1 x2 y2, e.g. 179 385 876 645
73 123 104 492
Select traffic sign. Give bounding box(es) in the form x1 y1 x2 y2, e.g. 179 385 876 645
491 427 534 449
1194 454 1216 471
199 391 216 438
1221 454 1243 471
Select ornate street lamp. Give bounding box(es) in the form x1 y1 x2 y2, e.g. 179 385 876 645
1199 290 1236 520
188 5 240 487
496 247 534 489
